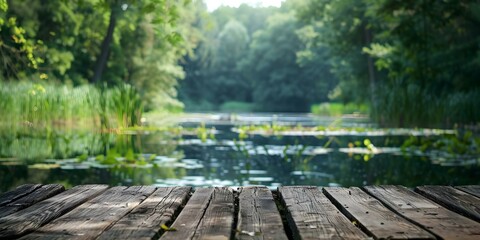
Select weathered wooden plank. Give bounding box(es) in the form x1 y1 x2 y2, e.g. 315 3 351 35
0 184 64 218
191 187 235 240
21 186 156 240
279 186 367 240
416 185 480 222
324 187 434 239
0 184 42 207
0 185 107 239
236 186 287 240
457 185 480 198
96 187 191 240
160 188 214 240
365 185 480 240
161 187 234 240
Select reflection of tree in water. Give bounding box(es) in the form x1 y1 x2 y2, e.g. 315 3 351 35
0 165 30 192
0 127 105 163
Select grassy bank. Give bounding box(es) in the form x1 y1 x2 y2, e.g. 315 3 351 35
0 81 143 132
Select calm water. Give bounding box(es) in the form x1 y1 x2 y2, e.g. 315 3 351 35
1 113 479 192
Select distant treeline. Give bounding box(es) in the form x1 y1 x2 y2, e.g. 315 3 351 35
180 0 480 127
179 2 337 113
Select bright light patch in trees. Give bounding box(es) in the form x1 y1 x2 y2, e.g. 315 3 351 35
204 0 284 12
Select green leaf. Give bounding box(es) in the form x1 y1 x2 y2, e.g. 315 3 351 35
160 224 177 231
0 0 8 12
142 3 156 14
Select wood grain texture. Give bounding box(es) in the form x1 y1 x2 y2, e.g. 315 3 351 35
96 186 191 240
457 185 480 198
21 186 156 240
324 187 434 239
279 186 367 240
236 186 287 240
0 184 64 218
0 184 42 207
192 187 235 240
161 187 234 240
365 185 480 240
416 185 480 222
0 185 108 239
160 188 214 240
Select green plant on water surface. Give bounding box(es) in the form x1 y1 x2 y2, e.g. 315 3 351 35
340 137 375 162
195 123 216 143
236 123 292 137
235 119 349 137
88 131 185 167
401 131 480 159
283 141 315 165
232 139 251 160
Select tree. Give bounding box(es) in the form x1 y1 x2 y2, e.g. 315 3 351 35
298 0 480 126
1 0 198 113
91 0 186 83
178 3 279 110
297 0 380 105
208 20 250 104
245 11 330 112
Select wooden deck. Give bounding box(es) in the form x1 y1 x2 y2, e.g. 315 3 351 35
0 185 479 239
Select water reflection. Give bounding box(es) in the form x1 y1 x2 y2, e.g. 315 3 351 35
1 115 479 191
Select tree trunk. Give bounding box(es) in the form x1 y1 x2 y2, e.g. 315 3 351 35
92 7 117 83
364 28 377 114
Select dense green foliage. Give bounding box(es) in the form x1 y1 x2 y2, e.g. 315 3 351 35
297 0 480 127
0 0 195 114
1 0 479 127
178 0 480 127
179 2 337 112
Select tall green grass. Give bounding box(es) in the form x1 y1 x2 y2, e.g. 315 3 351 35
371 81 480 128
111 84 143 128
0 81 144 132
311 102 369 116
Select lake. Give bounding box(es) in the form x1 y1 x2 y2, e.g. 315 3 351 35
1 113 479 191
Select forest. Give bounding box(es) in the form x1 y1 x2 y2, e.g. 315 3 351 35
1 0 480 128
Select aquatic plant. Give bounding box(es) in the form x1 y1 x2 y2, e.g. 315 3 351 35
401 131 480 160
0 81 145 131
111 84 143 128
233 123 454 137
